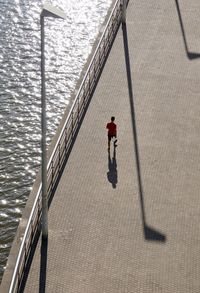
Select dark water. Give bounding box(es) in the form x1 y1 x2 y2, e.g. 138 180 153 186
0 0 112 282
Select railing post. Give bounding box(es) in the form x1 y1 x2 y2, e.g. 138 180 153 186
89 71 91 94
111 15 114 33
78 98 80 122
65 126 68 154
71 111 74 137
94 56 96 81
103 35 106 57
98 49 101 68
58 142 61 171
51 161 54 192
83 84 86 107
37 199 41 224
121 0 126 24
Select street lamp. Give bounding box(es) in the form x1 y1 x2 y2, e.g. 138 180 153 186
121 0 126 24
40 3 66 239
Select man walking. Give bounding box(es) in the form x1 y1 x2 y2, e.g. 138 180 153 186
106 116 117 151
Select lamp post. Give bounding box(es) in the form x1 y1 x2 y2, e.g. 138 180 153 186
40 3 66 239
121 0 126 24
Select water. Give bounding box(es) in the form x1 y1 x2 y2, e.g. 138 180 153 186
0 0 112 282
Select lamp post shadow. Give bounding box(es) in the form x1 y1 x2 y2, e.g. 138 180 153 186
39 237 48 293
122 23 166 242
107 146 118 189
174 0 200 60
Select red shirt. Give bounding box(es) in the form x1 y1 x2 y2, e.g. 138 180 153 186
106 122 117 135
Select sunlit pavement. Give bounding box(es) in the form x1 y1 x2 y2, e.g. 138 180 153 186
21 1 200 292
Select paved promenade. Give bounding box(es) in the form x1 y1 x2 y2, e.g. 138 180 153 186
20 0 200 292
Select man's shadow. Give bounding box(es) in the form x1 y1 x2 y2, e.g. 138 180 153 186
107 146 118 188
122 23 166 242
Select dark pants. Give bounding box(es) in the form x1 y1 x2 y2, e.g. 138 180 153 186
108 134 116 141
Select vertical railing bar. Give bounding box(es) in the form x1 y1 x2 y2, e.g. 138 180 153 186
104 35 106 57
30 219 34 244
94 55 96 81
58 142 61 172
89 71 91 94
65 126 68 155
99 45 101 67
71 111 74 137
78 98 80 123
51 161 54 193
37 198 40 224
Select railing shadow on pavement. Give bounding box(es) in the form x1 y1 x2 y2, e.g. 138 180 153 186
107 146 118 188
122 23 166 242
174 0 200 60
17 228 41 293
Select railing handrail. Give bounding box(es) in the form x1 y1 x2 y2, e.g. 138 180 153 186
8 184 42 293
7 0 124 292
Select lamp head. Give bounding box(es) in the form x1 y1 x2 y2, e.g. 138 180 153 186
41 3 66 19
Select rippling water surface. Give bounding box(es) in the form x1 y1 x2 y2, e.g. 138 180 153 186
0 0 112 282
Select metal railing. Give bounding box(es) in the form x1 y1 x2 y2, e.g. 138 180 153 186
8 0 123 292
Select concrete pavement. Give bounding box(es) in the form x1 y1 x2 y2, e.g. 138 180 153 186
20 0 200 292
